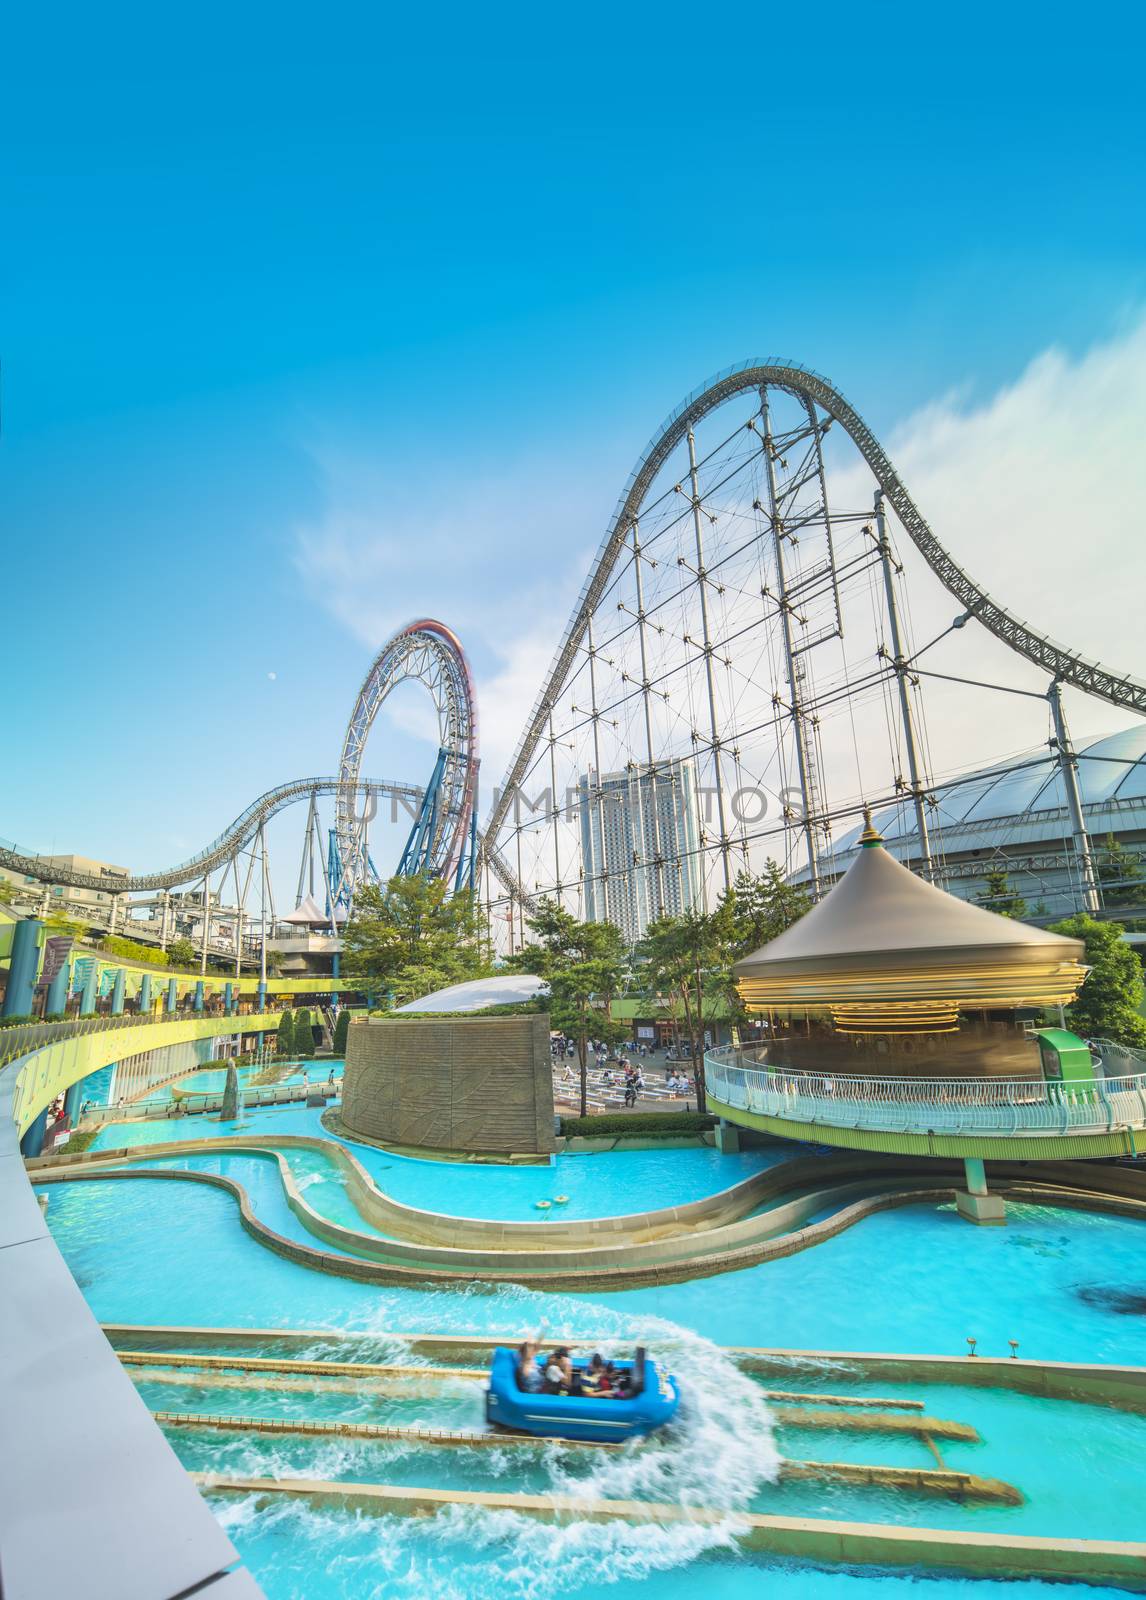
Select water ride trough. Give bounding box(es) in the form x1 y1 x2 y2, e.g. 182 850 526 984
485 1347 680 1442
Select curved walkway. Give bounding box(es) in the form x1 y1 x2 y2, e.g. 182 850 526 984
705 1049 1146 1160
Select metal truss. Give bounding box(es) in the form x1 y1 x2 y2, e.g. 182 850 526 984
486 359 1146 862
480 359 1145 939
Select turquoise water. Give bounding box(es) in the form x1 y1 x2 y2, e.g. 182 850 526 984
88 1103 787 1220
130 1369 1146 1541
43 1177 1146 1364
211 1512 1134 1600
43 1123 1146 1598
135 1059 344 1104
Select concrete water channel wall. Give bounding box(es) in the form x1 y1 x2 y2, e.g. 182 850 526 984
32 1132 1146 1291
103 1323 1146 1589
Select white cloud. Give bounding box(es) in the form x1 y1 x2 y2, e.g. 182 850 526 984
827 314 1146 784
292 448 598 786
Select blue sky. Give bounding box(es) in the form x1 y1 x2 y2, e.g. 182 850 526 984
3 3 1145 889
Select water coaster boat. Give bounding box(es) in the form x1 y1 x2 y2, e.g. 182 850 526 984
485 1346 680 1442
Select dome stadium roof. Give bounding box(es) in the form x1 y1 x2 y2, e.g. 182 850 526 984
833 723 1146 862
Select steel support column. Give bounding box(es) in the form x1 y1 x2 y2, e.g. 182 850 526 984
630 520 666 919
1048 679 1101 914
875 491 934 880
761 389 821 896
686 429 732 894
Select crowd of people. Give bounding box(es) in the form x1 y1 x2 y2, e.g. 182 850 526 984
551 1033 696 1105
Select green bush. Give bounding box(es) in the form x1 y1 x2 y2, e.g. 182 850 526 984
294 1007 314 1056
0 1014 39 1028
332 1008 350 1055
59 1126 103 1154
559 1111 716 1138
101 935 170 967
276 1010 295 1058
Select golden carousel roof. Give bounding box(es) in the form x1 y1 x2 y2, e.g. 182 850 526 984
732 816 1087 1027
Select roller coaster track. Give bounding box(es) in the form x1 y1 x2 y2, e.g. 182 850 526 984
482 358 1146 852
0 775 526 901
0 778 416 894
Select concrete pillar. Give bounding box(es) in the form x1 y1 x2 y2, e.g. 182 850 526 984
79 962 98 1016
224 981 234 1016
139 973 152 1013
20 1105 50 1158
963 1157 987 1195
3 918 43 1017
166 977 178 1015
715 1119 741 1154
46 959 70 1019
956 1156 1006 1226
64 1079 84 1124
110 969 125 1015
194 980 204 1014
257 981 267 1012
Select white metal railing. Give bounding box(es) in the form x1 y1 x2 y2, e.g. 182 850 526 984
704 1045 1146 1139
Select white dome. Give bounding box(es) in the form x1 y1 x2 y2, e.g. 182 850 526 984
391 973 549 1013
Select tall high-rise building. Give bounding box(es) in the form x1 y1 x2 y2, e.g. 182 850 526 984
578 758 702 943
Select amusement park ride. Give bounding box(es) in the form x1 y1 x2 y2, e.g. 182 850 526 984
3 360 1145 962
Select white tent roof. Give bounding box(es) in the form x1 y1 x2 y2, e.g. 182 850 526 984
281 895 335 927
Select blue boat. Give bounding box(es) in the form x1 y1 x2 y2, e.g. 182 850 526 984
485 1346 680 1442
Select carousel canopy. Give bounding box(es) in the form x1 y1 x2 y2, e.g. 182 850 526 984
732 817 1087 1031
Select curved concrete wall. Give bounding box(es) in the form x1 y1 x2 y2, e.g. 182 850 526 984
342 1014 556 1155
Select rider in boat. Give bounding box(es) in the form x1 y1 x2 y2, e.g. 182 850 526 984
516 1340 545 1393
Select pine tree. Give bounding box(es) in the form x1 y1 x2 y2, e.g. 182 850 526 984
975 869 1028 920
332 1007 350 1056
276 1010 295 1058
294 1007 314 1056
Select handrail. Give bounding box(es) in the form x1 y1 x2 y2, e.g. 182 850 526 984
0 1009 248 1073
704 1045 1146 1138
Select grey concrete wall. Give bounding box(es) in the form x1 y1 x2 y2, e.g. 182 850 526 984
0 1037 261 1599
342 1014 556 1155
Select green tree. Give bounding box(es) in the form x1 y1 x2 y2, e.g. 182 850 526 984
723 862 811 957
0 879 16 905
1049 914 1146 1047
1096 835 1145 909
511 900 628 1117
276 1009 295 1058
341 876 489 1005
638 905 734 1112
294 1007 314 1056
332 1007 351 1056
167 936 197 968
975 869 1028 921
